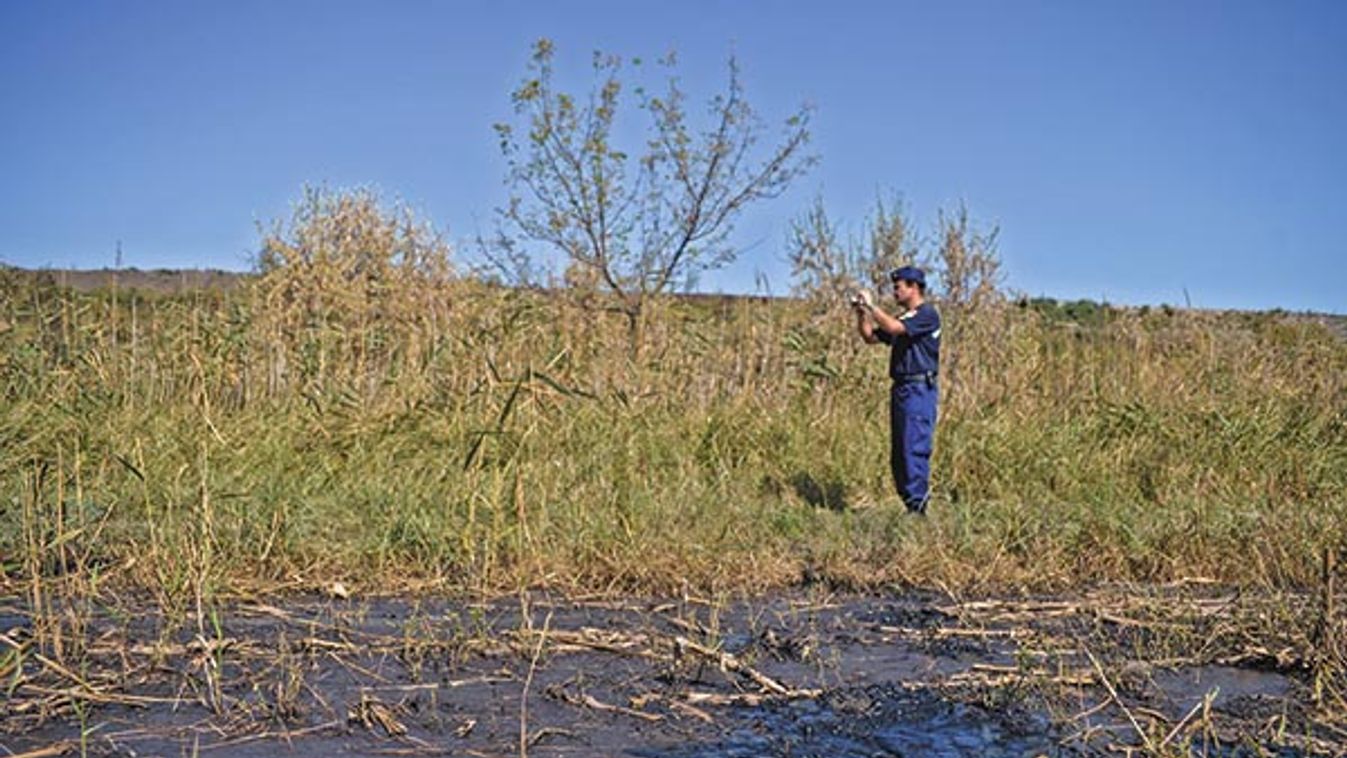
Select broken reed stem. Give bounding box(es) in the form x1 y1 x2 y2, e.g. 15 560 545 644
552 688 662 722
7 742 76 758
195 719 343 752
1159 687 1217 750
1318 545 1337 656
518 608 552 758
674 635 819 698
1313 543 1344 708
1085 647 1155 753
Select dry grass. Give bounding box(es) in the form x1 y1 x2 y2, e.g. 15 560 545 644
2 205 1345 617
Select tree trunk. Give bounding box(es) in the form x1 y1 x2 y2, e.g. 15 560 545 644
625 300 645 360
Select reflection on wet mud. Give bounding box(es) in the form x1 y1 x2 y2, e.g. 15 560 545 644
637 685 1057 758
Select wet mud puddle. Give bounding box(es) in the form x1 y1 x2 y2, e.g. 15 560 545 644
1 588 1333 756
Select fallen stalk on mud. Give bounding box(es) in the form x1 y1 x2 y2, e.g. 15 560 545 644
195 720 345 752
1086 647 1156 753
878 624 1026 640
1157 687 1218 751
519 627 659 658
13 683 184 709
630 694 716 723
674 635 821 698
547 685 662 722
5 742 76 758
952 663 1095 687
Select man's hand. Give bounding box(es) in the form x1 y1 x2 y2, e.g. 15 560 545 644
848 288 875 312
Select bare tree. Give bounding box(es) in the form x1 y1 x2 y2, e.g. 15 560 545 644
490 39 815 346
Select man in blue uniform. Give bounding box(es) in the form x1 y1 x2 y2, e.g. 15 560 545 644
852 266 941 514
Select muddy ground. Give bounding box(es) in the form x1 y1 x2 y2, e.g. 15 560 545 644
3 584 1344 757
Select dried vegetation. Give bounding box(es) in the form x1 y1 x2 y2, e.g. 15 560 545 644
2 186 1345 753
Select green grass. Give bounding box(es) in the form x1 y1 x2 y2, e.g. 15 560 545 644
2 266 1345 607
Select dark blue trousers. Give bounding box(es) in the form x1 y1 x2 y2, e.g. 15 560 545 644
890 380 938 512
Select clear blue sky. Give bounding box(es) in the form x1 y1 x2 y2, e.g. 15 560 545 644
3 0 1344 312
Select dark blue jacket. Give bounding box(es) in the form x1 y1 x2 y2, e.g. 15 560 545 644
876 302 941 380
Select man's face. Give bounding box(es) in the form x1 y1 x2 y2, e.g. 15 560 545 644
892 278 917 306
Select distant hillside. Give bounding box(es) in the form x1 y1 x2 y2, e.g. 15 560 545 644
2 266 250 294
3 265 1343 338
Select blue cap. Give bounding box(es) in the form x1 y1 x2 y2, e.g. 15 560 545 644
889 266 926 286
